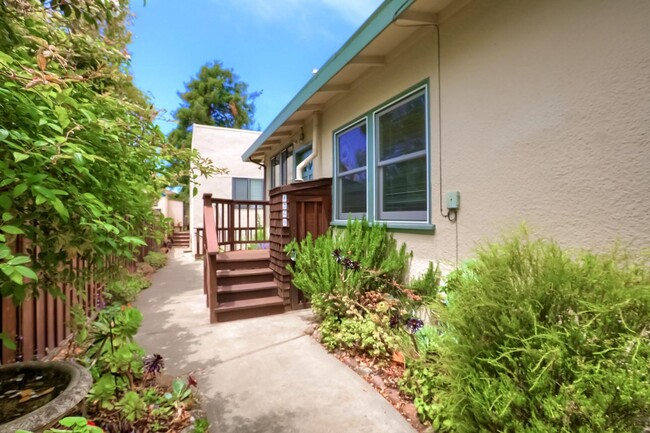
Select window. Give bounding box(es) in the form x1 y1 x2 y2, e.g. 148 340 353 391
233 177 264 201
270 146 293 188
295 145 314 181
335 121 367 219
333 85 430 226
376 90 427 221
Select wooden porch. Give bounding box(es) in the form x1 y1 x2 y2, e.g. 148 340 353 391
202 178 332 323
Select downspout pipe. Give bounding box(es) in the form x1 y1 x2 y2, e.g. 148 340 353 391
294 112 320 182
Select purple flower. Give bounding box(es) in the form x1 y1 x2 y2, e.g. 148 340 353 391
405 318 424 334
143 353 165 374
389 313 401 329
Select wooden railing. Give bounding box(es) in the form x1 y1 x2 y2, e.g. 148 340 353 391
194 227 204 257
211 198 269 251
202 193 270 322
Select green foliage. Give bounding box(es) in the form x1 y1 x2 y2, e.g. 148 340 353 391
168 61 256 199
169 61 259 148
399 325 443 422
0 0 218 304
286 217 411 318
116 391 147 422
191 418 210 433
287 218 415 360
425 231 650 432
87 373 119 410
104 272 151 305
45 416 103 433
408 262 441 299
320 315 399 358
144 251 168 269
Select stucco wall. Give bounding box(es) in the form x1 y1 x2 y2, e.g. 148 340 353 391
310 0 650 275
190 125 263 254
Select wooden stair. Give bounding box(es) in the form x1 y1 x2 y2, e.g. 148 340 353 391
214 249 284 322
171 231 190 248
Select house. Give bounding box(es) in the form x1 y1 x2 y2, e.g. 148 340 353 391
242 0 650 276
190 125 264 255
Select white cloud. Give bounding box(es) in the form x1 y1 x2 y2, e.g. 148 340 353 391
216 0 382 27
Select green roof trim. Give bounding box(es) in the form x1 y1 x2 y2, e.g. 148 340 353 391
242 0 415 162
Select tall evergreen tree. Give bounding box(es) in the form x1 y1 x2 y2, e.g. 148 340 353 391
168 62 259 150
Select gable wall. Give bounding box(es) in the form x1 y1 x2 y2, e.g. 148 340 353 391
311 0 650 275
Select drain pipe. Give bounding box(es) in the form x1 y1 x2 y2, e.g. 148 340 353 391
294 112 320 182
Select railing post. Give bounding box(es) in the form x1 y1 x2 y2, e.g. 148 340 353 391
228 202 235 251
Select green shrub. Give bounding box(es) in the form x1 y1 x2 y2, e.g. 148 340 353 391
286 217 411 318
399 325 442 422
144 251 168 270
426 231 650 432
104 273 151 305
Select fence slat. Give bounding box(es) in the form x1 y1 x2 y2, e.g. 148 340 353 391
2 297 17 364
21 298 35 361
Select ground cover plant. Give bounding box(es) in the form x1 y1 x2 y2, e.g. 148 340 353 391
64 299 202 431
144 251 168 270
416 231 650 432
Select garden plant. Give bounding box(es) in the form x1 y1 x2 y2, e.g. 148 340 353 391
0 0 220 317
288 221 649 433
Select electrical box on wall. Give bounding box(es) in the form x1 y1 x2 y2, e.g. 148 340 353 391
446 191 460 210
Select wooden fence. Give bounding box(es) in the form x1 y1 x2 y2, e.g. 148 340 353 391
1 237 140 365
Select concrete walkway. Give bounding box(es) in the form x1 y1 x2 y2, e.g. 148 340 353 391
135 248 416 433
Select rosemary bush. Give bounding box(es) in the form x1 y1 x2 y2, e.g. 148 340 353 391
286 217 411 318
427 231 650 432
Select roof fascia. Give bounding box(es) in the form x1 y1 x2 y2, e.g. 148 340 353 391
242 0 415 162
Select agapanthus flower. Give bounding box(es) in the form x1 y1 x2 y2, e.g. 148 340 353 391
143 353 165 374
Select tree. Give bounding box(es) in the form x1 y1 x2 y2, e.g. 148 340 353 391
168 62 260 150
0 0 214 305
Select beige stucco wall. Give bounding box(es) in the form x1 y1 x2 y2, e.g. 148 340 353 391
190 125 263 254
154 195 184 228
297 0 650 276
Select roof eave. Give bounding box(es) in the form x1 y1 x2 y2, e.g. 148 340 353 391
241 0 415 163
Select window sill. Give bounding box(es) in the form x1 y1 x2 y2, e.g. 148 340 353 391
330 220 435 234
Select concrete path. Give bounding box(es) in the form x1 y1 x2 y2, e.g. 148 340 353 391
135 248 416 433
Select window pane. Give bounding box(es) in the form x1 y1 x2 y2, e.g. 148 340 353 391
381 156 427 214
272 157 280 188
233 178 248 200
378 92 426 161
296 147 313 181
339 171 367 215
338 123 367 173
250 179 263 201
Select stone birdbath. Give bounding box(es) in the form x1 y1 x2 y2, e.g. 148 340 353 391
0 361 92 433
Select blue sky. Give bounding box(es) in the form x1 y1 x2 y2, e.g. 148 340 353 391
128 0 383 135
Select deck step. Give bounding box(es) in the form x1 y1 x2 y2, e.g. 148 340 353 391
216 267 273 285
217 281 277 302
216 250 270 270
215 296 285 322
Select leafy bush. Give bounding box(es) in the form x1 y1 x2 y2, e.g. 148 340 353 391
144 252 168 270
104 273 151 305
425 231 650 432
286 218 411 318
399 325 442 422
